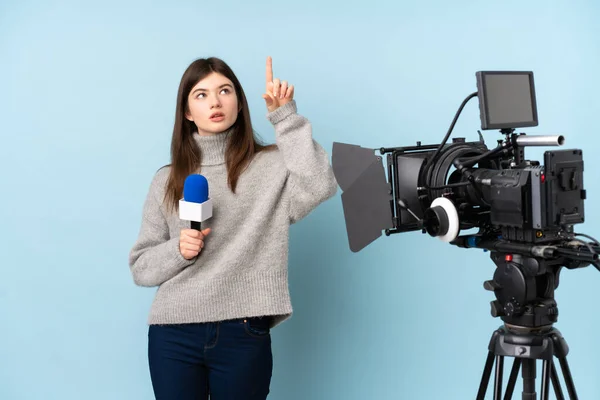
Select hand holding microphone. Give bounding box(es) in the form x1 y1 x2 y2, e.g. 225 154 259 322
179 174 213 260
179 228 211 260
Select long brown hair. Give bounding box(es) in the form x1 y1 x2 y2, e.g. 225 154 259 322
164 57 275 212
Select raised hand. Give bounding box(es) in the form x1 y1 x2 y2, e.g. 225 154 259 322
262 56 294 112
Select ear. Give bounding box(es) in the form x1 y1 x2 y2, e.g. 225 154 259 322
184 102 194 121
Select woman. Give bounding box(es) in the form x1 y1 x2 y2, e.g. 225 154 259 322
128 56 337 399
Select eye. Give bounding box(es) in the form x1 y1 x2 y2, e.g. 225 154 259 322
220 88 230 94
196 92 206 98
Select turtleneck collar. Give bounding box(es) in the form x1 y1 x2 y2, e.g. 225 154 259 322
192 128 233 166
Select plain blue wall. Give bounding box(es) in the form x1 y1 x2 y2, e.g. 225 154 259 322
1 0 599 399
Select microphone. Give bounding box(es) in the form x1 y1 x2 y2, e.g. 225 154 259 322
179 174 213 230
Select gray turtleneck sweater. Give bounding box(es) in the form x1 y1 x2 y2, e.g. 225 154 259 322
128 101 338 327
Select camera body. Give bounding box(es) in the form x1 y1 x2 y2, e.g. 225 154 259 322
388 135 586 245
332 71 587 251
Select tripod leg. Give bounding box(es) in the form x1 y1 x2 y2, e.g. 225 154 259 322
550 361 565 400
521 359 537 400
540 360 551 400
504 358 521 400
557 357 579 400
494 355 504 400
477 352 496 400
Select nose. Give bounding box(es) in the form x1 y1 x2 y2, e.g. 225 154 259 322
210 93 222 109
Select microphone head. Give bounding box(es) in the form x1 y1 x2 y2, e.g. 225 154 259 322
183 174 209 203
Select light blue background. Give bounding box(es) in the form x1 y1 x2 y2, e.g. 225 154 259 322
1 0 599 399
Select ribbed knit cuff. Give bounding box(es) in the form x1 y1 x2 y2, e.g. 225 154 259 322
266 100 297 125
168 236 196 268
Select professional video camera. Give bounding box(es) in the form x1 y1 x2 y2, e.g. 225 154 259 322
332 71 599 399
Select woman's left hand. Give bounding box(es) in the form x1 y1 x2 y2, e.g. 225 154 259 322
262 56 294 112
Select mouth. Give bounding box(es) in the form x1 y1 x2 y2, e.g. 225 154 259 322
210 112 225 121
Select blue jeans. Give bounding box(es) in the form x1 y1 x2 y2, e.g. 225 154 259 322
148 317 273 400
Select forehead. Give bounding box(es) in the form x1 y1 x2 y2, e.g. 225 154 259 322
191 72 234 91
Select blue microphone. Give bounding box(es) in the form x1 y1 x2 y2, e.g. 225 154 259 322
179 174 213 230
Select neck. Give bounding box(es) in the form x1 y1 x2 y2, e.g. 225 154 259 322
193 128 233 166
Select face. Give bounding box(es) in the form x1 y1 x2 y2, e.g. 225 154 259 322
185 72 240 136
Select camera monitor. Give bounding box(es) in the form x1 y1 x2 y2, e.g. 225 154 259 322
476 71 538 130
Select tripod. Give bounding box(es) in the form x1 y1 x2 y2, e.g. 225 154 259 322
476 324 578 400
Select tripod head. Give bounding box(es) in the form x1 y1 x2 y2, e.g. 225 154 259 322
451 235 599 328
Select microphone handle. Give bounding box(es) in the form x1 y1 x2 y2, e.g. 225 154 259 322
191 221 201 231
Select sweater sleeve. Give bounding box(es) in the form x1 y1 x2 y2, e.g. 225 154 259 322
267 100 338 224
128 170 195 287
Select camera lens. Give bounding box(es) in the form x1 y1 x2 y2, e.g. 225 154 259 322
424 206 450 237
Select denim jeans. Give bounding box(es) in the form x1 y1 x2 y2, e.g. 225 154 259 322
148 316 273 400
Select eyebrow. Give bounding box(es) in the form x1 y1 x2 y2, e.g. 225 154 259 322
192 83 233 94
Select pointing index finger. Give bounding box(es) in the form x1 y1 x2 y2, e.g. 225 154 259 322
266 56 273 84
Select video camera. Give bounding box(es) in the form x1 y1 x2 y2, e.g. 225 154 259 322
332 71 599 328
332 70 600 398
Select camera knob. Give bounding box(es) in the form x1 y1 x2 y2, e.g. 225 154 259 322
547 306 559 322
490 300 505 318
484 280 501 291
504 298 522 316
